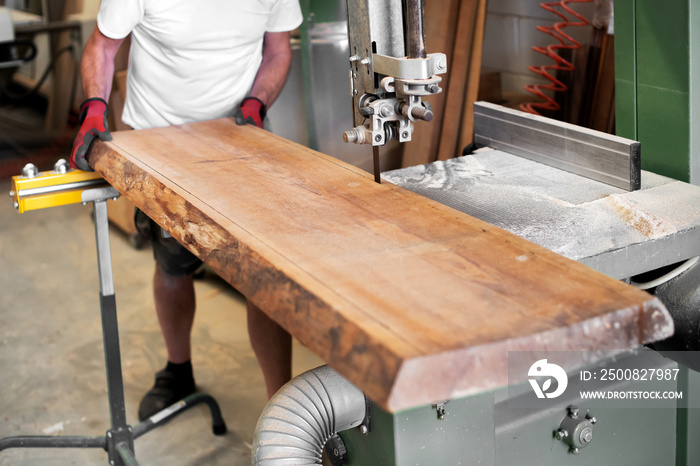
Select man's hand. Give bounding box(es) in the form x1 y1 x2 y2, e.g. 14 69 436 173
70 97 112 171
234 97 266 128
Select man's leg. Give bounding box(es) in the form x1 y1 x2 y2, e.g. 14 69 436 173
153 265 195 363
139 265 195 421
138 264 198 421
247 302 292 399
134 205 203 421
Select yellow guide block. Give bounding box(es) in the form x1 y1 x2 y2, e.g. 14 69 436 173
11 168 107 214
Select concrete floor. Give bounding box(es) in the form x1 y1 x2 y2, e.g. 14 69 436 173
0 179 325 465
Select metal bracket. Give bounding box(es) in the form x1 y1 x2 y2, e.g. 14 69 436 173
105 427 135 466
432 401 449 421
555 405 597 455
372 53 447 80
81 186 120 204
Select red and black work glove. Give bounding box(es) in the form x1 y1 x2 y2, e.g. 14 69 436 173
70 97 112 172
233 97 266 129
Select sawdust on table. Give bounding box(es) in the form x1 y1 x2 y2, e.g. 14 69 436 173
605 194 677 239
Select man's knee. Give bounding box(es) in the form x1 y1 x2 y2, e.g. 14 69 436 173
155 264 194 290
135 208 202 276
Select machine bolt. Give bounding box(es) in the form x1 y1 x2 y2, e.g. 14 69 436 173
343 131 358 143
374 134 382 143
570 447 581 455
359 425 369 435
21 163 38 178
427 84 439 93
378 104 393 117
9 190 15 198
344 126 371 144
54 158 69 174
432 402 449 421
13 201 19 210
353 89 358 95
359 106 374 117
436 406 446 420
437 59 446 71
568 406 580 419
555 429 569 441
409 106 434 122
586 414 597 424
349 54 359 63
579 427 593 444
360 57 370 65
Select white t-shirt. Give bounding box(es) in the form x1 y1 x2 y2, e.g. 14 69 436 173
97 0 302 130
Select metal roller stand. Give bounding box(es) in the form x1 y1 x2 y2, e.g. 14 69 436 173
2 177 227 465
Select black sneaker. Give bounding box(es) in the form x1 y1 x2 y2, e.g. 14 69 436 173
137 368 196 422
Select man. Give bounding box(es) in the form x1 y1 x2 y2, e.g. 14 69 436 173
70 0 303 421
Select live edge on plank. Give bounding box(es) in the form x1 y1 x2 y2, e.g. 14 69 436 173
89 119 672 412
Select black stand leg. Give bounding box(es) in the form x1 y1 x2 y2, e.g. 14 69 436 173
93 199 136 465
133 393 227 439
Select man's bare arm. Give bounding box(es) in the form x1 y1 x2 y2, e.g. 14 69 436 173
248 31 293 108
81 26 125 101
69 27 124 170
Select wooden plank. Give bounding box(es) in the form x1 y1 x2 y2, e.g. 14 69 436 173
106 64 137 240
435 0 478 162
89 120 671 412
401 0 460 167
568 44 591 126
43 0 78 132
477 69 503 103
474 101 641 190
456 0 487 153
588 33 616 132
581 27 606 127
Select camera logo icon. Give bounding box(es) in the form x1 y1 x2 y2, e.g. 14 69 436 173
528 359 568 399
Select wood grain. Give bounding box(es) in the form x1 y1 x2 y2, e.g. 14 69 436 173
89 120 672 411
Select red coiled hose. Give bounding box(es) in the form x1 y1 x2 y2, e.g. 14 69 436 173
520 0 592 115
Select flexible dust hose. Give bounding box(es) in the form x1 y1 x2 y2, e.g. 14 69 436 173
251 365 367 465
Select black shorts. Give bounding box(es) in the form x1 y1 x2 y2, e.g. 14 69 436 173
134 208 202 276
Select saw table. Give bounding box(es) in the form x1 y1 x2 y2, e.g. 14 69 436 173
383 148 700 280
